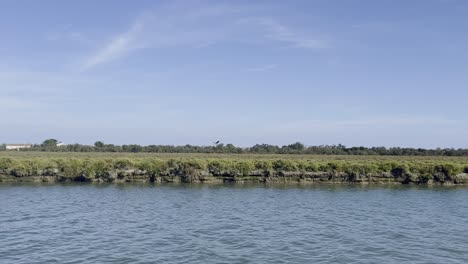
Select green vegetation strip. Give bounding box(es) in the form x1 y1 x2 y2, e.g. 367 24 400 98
1 153 468 184
4 140 468 156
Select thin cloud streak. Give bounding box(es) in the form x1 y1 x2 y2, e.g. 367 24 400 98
80 3 327 70
81 16 146 71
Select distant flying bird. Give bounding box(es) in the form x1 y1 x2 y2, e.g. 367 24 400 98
214 140 220 145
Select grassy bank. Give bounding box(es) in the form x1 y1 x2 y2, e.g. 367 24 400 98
1 152 468 184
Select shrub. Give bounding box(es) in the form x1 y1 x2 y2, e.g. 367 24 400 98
232 161 254 176
208 160 229 176
137 159 168 176
254 160 272 171
114 159 133 170
325 162 344 173
0 158 14 172
177 160 207 176
390 164 410 177
272 160 297 172
434 163 462 177
58 159 84 177
303 162 319 172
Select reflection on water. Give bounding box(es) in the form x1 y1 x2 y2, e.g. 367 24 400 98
1 183 468 263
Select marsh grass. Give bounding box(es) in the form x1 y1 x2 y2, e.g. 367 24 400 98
0 152 467 181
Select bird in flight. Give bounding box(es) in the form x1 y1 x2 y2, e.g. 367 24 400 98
214 140 220 145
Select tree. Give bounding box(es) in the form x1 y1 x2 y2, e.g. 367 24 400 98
94 141 104 148
42 139 58 147
225 143 237 153
287 142 305 151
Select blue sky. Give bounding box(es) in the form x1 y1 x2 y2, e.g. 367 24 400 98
1 0 468 148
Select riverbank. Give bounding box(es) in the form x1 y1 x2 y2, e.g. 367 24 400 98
1 153 468 184
2 172 468 184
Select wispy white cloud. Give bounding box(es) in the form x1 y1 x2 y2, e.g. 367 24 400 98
246 64 278 72
81 16 147 70
80 3 327 70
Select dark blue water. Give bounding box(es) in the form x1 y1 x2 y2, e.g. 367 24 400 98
1 184 468 263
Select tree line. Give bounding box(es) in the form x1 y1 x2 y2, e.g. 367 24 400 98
1 139 468 156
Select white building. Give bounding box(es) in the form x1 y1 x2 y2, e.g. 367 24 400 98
6 144 33 150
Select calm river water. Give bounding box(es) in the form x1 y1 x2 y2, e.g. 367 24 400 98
1 183 468 263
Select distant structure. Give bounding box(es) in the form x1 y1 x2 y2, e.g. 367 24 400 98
56 141 65 147
6 144 32 150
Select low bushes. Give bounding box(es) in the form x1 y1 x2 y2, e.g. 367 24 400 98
0 156 467 184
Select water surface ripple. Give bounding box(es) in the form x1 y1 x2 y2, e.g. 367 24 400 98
1 184 468 263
